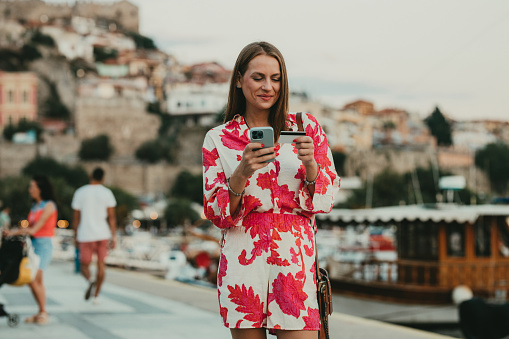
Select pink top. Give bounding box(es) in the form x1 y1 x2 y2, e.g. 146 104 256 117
28 200 57 238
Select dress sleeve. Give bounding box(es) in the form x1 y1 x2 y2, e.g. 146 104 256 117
202 130 246 229
297 113 341 214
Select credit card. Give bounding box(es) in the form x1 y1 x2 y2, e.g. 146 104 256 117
279 131 306 143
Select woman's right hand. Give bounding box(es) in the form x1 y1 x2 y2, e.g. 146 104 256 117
227 143 275 202
235 143 276 179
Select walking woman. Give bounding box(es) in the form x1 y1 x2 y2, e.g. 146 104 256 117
202 41 340 339
3 174 57 325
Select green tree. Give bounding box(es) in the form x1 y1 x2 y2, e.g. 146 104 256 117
79 134 114 161
93 46 118 62
125 32 157 50
41 80 71 120
30 30 55 47
21 44 42 62
345 168 407 208
0 176 31 223
109 187 139 229
332 151 346 174
22 157 88 189
135 139 168 163
475 142 509 194
170 170 203 204
424 106 452 146
2 122 16 141
164 198 200 228
1 118 43 142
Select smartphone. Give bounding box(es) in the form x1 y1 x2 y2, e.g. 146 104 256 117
250 127 275 163
279 130 306 143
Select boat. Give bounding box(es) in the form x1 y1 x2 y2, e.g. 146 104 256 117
316 204 509 304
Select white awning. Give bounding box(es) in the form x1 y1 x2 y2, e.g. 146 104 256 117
317 204 509 225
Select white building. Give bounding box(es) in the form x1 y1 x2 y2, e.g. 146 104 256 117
165 83 229 126
452 121 497 151
41 25 94 61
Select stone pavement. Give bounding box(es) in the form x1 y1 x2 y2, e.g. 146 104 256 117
0 259 457 339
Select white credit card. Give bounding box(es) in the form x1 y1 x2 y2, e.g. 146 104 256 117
279 131 306 143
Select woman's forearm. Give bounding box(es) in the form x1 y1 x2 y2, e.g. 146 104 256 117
304 160 319 197
228 171 248 215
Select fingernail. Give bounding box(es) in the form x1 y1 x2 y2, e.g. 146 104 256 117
293 139 297 142
261 144 264 147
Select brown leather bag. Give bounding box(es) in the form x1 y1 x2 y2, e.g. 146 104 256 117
296 112 333 339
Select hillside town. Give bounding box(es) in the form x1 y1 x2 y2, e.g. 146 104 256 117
1 2 509 338
1 0 508 209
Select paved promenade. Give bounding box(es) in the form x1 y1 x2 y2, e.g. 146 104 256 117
0 259 457 339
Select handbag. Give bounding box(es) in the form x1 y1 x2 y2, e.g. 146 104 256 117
12 236 40 286
296 112 333 339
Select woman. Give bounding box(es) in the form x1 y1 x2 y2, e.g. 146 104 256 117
3 175 57 325
202 41 340 339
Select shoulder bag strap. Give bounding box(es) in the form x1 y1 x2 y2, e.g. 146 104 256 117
296 112 304 132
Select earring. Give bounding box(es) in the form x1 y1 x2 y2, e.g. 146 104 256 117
237 84 241 88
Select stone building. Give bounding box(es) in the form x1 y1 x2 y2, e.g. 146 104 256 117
0 0 138 33
0 71 38 128
75 77 159 158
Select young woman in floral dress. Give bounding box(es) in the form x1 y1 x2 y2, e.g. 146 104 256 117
203 41 340 339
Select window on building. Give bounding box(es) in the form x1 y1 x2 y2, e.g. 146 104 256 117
447 224 465 257
498 217 509 258
475 217 491 257
23 90 29 103
8 90 14 103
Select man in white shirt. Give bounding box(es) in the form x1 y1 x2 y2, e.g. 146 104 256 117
72 167 117 304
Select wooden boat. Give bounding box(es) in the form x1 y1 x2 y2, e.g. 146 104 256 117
316 204 509 304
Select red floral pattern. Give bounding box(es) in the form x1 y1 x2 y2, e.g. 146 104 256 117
203 114 339 331
228 284 267 327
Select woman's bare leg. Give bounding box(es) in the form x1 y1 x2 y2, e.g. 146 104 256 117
28 270 46 314
230 328 267 339
276 330 318 339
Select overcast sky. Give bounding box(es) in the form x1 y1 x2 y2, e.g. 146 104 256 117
68 1 509 121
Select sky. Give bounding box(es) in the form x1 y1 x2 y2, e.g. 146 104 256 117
65 1 509 121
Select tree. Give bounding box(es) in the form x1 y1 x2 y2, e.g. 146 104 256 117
21 44 42 62
164 198 200 228
345 168 410 208
79 134 114 161
475 143 509 195
135 139 168 164
41 79 71 120
30 30 55 47
109 187 139 229
2 118 43 142
170 170 203 204
125 32 157 50
93 46 118 62
424 106 452 146
332 151 346 174
0 176 31 223
22 157 88 189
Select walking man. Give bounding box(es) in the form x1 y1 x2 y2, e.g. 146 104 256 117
72 167 117 304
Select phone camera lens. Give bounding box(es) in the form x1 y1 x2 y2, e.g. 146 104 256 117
252 131 263 139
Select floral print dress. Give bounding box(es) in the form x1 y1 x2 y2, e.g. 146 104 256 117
202 113 340 332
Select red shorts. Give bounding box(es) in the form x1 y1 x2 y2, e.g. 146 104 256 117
79 240 109 264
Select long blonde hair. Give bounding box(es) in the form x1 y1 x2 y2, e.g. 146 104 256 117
224 42 289 138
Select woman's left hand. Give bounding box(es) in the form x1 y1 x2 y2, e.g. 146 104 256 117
294 136 316 166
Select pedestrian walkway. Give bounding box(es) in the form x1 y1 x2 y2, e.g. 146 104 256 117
0 259 456 339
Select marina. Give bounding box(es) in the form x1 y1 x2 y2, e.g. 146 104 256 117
49 203 509 338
